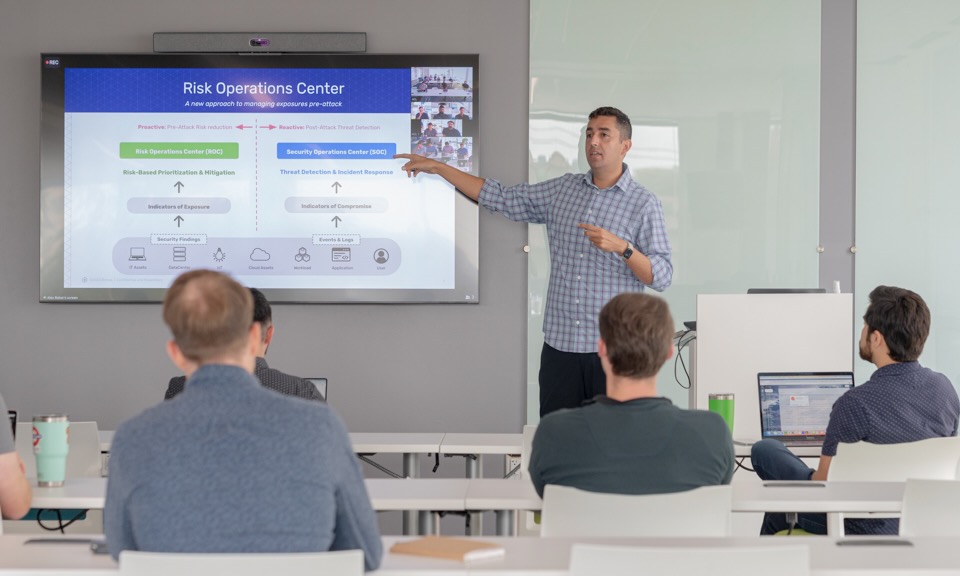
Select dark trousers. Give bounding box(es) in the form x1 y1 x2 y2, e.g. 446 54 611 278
538 342 605 417
751 439 825 534
750 439 898 535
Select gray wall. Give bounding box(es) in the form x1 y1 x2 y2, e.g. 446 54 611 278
0 0 530 434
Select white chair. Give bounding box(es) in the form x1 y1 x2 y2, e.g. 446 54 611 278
119 549 364 576
569 543 810 576
825 436 960 535
541 484 732 537
899 478 960 537
15 421 103 478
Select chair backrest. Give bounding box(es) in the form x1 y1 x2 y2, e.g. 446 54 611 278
519 424 537 480
828 437 960 481
541 484 732 537
569 544 810 576
119 549 363 576
15 421 102 478
899 478 960 536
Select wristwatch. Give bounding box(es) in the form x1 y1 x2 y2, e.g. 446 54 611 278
621 242 634 260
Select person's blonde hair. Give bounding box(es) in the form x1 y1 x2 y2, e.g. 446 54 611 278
162 270 253 362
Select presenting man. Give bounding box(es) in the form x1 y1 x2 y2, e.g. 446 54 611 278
396 106 672 416
528 293 733 496
752 285 960 535
0 393 31 520
105 270 381 569
164 287 322 401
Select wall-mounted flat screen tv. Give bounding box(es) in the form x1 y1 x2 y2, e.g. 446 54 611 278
40 53 479 303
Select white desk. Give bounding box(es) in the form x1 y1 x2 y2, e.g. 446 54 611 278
437 433 523 536
379 535 960 575
366 478 469 536
3 534 960 575
351 433 446 535
438 433 523 478
29 478 907 527
734 440 822 459
731 481 904 514
464 478 541 536
31 477 107 510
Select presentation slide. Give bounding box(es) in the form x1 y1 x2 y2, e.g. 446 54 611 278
40 56 479 303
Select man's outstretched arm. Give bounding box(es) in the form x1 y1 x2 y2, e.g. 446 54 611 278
394 153 485 201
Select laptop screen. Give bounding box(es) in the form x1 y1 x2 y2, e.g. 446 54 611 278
758 372 854 441
306 378 327 401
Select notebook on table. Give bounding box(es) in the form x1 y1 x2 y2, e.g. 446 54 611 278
758 372 854 446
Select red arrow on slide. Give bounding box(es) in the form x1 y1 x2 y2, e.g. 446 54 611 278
263 124 277 130
236 124 254 130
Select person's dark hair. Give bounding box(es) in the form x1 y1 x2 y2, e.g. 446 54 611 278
598 293 673 379
588 106 632 140
249 288 272 326
863 285 930 362
163 270 253 363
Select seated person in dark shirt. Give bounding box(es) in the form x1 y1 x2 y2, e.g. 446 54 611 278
422 123 438 138
424 141 439 157
442 121 461 137
751 285 960 535
165 288 323 402
432 103 452 119
528 293 734 497
455 106 471 120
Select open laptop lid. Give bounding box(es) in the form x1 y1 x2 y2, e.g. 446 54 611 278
306 378 327 401
758 372 854 445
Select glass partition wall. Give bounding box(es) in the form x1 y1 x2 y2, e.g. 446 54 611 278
527 0 822 421
856 0 960 387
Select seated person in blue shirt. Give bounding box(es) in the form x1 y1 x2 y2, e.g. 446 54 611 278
752 285 960 535
105 270 381 570
528 293 734 496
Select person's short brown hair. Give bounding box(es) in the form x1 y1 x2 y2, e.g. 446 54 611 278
598 293 674 379
162 270 253 363
863 285 930 362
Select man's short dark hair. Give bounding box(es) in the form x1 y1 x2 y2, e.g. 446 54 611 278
163 270 253 363
863 285 930 362
250 288 272 326
588 106 632 140
599 293 673 379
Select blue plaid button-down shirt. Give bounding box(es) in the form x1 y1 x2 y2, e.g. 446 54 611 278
478 165 672 353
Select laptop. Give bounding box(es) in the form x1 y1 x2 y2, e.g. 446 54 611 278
758 372 854 446
306 377 327 401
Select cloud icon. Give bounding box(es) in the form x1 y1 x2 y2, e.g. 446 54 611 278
249 248 271 261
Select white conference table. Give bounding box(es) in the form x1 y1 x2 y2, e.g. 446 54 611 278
437 433 523 477
29 478 908 537
4 534 960 575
